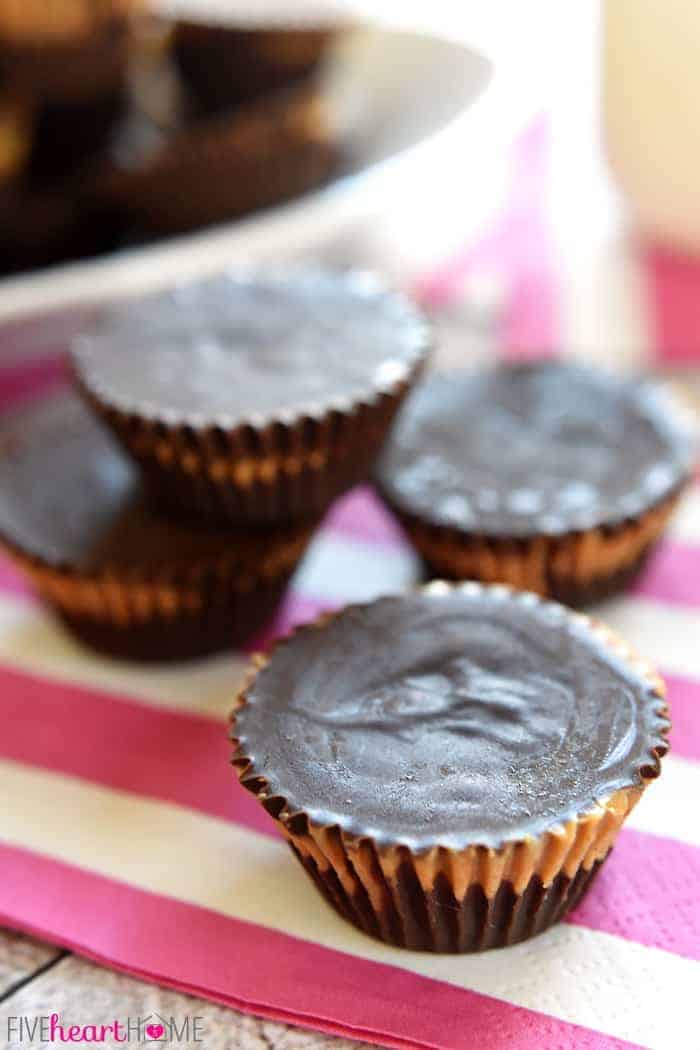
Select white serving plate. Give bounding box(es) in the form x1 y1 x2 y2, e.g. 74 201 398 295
0 24 535 324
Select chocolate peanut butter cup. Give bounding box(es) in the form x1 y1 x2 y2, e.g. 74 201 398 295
72 269 431 524
375 361 695 604
0 395 315 662
231 582 669 952
0 185 118 275
173 21 336 114
30 91 126 182
99 78 338 236
0 98 31 188
0 1 137 102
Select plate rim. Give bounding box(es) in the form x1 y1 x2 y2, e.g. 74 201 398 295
0 24 535 323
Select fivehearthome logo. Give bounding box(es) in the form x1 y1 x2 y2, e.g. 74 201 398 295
6 1013 206 1044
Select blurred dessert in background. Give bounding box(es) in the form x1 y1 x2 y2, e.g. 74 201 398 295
0 184 117 273
0 1 342 276
0 95 30 188
30 91 127 181
173 21 334 112
0 0 139 273
100 77 336 235
0 0 136 101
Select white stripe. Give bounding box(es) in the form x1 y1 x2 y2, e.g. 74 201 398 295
598 596 700 681
295 531 421 603
668 483 700 545
0 759 694 1050
627 754 700 848
0 594 248 721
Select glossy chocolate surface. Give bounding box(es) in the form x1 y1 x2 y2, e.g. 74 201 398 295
376 362 693 536
236 587 668 849
72 270 430 425
0 393 306 571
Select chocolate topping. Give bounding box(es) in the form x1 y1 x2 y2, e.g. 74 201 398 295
235 586 668 850
0 393 307 573
72 270 430 426
376 362 693 536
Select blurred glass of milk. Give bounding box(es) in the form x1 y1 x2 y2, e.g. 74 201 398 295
604 0 700 253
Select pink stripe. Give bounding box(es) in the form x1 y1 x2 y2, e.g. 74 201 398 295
415 219 515 311
569 829 700 960
322 486 409 549
0 844 636 1050
246 591 337 653
643 242 700 366
665 672 700 761
0 351 68 413
0 665 274 837
0 555 34 597
502 261 559 360
632 540 700 607
1 664 699 960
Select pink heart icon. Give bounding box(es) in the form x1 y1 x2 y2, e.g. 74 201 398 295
145 1024 165 1040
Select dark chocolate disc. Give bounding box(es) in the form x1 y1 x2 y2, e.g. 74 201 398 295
72 270 430 426
0 393 307 573
235 585 668 850
376 362 693 536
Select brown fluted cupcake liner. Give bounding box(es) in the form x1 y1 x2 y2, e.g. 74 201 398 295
173 21 336 113
97 80 338 237
1 524 313 662
379 486 685 606
231 591 669 952
75 350 426 527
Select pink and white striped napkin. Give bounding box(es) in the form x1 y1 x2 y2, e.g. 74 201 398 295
0 124 699 1050
644 242 700 367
